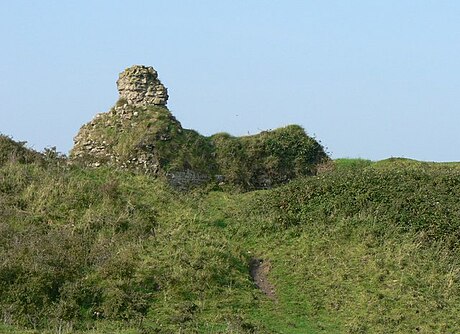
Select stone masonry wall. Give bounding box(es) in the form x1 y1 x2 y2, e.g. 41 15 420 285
71 65 173 173
71 65 212 189
166 170 211 190
117 65 168 106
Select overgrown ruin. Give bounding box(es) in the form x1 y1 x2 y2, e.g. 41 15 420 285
70 65 329 189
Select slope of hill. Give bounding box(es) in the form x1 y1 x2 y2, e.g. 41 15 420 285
1 151 459 333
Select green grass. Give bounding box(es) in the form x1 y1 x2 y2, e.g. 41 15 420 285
1 152 460 333
334 158 372 170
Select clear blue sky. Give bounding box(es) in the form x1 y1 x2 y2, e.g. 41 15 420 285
1 1 459 161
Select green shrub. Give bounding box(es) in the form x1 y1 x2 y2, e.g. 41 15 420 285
0 135 43 166
212 125 328 190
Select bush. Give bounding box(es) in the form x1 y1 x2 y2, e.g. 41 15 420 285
212 125 329 190
0 135 43 166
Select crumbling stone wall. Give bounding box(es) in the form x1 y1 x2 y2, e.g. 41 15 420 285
166 170 210 190
71 65 212 189
71 65 176 174
117 65 168 106
71 103 180 174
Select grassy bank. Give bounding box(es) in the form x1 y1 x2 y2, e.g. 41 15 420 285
1 156 459 333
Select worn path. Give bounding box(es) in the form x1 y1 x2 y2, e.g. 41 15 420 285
249 258 277 301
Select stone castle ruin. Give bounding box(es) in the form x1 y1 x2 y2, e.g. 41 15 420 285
117 66 168 106
71 65 328 190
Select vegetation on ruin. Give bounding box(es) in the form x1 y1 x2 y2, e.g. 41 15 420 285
71 105 328 190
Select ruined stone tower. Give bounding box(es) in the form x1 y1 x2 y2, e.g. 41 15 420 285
70 65 182 173
116 65 168 106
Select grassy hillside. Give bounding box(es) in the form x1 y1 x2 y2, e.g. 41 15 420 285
1 150 459 333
